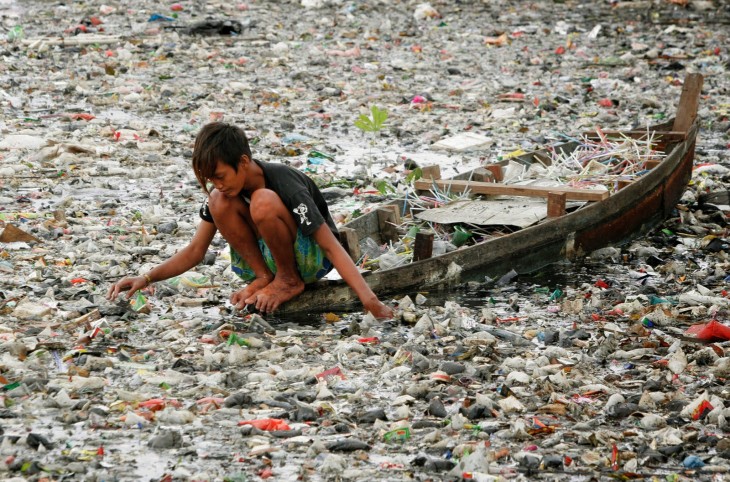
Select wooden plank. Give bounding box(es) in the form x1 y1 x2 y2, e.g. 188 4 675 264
420 165 441 180
413 231 434 261
485 165 503 182
377 206 400 243
547 192 566 218
672 73 703 134
338 227 361 262
617 180 633 191
413 179 609 201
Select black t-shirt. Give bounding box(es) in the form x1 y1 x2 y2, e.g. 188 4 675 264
199 160 339 239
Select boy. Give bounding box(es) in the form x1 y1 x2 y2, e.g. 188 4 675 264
107 122 393 319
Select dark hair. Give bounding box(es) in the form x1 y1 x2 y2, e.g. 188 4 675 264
192 122 252 194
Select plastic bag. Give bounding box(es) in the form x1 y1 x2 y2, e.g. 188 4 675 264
238 418 291 431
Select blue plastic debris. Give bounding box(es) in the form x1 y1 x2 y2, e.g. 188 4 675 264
149 14 175 22
682 455 705 469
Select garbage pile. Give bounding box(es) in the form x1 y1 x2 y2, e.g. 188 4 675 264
1 0 729 480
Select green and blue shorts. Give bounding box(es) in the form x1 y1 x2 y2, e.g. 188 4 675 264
230 228 333 284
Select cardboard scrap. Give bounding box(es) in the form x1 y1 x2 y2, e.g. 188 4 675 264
0 224 42 243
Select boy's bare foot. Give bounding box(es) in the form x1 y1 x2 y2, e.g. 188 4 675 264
231 277 272 309
245 276 304 313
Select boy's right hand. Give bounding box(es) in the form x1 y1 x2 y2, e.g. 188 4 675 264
107 276 149 300
364 299 394 320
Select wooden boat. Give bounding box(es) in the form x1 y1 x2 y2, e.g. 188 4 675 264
279 74 703 313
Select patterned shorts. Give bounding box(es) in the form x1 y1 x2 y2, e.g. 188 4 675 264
230 228 333 284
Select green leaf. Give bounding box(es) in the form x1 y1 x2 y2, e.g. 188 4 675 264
354 105 388 133
371 105 388 130
354 114 376 132
374 180 391 195
406 167 423 183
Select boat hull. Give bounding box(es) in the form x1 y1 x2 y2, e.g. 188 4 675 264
278 76 702 314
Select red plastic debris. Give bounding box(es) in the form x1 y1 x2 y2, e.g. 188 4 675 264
315 366 346 380
692 400 714 420
497 92 525 100
238 418 291 431
595 279 609 289
611 443 619 471
685 320 730 342
69 113 96 121
598 98 614 107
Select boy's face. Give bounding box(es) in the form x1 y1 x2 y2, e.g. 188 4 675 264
208 156 247 197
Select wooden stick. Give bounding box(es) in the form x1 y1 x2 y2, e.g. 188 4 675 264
413 179 610 201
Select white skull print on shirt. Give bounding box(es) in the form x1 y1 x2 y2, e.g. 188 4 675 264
293 203 312 225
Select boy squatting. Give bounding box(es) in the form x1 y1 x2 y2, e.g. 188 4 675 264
107 122 394 319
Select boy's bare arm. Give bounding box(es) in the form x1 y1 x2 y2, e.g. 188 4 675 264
313 224 393 319
107 221 218 300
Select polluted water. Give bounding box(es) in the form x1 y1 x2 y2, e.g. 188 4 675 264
1 0 730 481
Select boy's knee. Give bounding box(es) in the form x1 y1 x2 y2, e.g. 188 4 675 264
250 189 284 221
208 190 234 217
